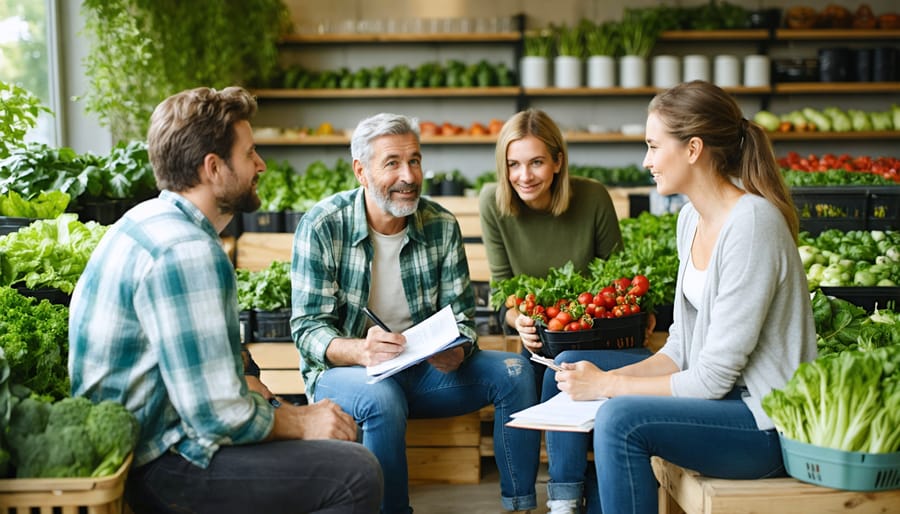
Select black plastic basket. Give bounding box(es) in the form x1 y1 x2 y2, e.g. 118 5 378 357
239 310 255 344
241 211 285 233
820 287 900 312
791 186 900 235
0 217 35 237
14 286 72 307
253 308 292 342
284 211 304 233
537 311 648 358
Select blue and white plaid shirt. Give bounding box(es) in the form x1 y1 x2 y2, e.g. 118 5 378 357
291 187 478 397
69 190 273 468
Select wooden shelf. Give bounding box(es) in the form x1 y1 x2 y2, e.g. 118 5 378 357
255 134 500 146
280 32 521 44
774 28 900 40
660 29 769 41
767 130 900 141
565 132 645 143
252 87 520 99
525 86 771 96
774 82 900 94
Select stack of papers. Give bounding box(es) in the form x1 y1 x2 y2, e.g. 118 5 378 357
507 392 607 432
366 305 469 383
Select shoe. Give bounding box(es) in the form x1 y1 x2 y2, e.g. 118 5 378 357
546 499 579 514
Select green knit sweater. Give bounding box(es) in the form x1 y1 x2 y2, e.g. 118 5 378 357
478 176 623 282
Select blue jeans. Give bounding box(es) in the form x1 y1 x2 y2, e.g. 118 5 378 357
125 439 382 514
542 348 651 514
314 349 540 514
594 393 785 514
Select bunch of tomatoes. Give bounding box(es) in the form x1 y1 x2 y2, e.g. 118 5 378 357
505 275 650 332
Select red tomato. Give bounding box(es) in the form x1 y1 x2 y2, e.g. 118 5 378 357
614 277 631 293
600 292 616 309
548 318 565 331
577 292 593 305
556 311 573 325
579 317 593 330
546 305 560 319
565 321 581 332
628 275 650 297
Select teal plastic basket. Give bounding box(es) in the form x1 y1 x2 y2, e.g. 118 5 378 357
780 435 900 491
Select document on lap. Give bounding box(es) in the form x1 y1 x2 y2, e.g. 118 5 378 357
506 392 607 432
365 305 470 383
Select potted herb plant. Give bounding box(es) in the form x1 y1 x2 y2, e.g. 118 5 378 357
618 8 663 88
520 29 554 89
553 23 585 88
236 261 292 342
585 20 621 88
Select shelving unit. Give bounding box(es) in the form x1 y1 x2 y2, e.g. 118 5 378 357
253 26 899 175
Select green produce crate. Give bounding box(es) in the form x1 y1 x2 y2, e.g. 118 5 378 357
780 435 900 492
791 186 900 235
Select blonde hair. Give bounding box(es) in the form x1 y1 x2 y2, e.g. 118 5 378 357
648 81 799 240
493 109 570 216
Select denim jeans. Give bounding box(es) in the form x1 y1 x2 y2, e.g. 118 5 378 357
125 439 383 514
314 349 540 514
542 348 651 514
594 393 785 514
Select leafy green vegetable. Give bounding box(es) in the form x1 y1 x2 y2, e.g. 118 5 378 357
6 394 138 478
0 347 10 477
0 286 70 400
762 346 900 453
0 213 108 293
0 81 52 160
0 190 70 219
236 260 291 312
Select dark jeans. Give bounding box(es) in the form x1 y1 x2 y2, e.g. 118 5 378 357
125 439 383 514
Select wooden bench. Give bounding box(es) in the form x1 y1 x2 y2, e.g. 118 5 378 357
652 457 900 514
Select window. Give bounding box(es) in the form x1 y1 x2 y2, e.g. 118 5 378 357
0 0 57 146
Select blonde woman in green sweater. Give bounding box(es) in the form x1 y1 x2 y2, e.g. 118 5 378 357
479 109 626 376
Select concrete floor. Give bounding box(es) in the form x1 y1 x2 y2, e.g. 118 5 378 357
409 461 551 514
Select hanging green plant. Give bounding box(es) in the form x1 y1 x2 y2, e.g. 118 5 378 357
79 0 292 142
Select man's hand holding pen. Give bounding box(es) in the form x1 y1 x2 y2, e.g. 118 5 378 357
362 325 406 366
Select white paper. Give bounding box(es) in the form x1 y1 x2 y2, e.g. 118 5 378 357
507 392 607 432
366 305 465 383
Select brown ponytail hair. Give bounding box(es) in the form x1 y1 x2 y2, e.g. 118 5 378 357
648 81 799 240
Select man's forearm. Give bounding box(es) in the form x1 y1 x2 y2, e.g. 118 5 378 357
324 337 364 367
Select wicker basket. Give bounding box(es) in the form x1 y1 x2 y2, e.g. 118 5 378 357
0 453 132 513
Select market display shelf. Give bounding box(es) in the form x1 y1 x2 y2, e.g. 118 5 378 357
280 32 522 44
774 82 900 94
768 131 900 141
252 87 520 99
774 28 900 40
793 185 900 234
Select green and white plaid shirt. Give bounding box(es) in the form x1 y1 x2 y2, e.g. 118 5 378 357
290 187 478 397
69 191 274 468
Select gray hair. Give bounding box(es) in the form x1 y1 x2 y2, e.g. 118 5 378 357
350 113 420 169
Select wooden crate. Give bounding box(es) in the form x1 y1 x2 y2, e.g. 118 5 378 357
652 456 900 514
0 454 132 514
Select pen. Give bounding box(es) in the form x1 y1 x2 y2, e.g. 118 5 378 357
362 307 392 333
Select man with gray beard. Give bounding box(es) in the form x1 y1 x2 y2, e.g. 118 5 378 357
290 113 541 514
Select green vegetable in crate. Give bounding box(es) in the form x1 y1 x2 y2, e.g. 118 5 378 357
752 110 780 132
762 345 900 453
6 394 139 478
801 107 831 133
0 190 70 219
847 109 873 132
236 260 291 312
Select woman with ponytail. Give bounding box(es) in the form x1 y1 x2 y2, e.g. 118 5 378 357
541 81 817 514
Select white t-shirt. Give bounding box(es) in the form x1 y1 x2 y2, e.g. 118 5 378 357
367 226 414 332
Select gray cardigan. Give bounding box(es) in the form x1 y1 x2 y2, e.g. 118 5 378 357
658 195 817 430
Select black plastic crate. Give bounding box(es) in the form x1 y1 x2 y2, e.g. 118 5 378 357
242 211 285 233
791 186 900 235
820 287 900 312
253 308 292 342
536 311 647 358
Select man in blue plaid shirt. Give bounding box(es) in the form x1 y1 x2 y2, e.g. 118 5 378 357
291 113 541 514
69 87 382 514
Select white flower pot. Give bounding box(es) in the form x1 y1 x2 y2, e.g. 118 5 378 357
744 55 770 87
520 56 550 89
619 55 647 88
554 56 583 88
587 55 615 88
652 55 680 89
683 55 710 83
714 55 740 87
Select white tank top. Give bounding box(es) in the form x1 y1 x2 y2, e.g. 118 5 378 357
682 255 707 310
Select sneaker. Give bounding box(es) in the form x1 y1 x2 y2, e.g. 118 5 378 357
546 499 579 514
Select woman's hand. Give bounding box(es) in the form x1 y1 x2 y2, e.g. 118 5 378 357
555 361 615 400
514 313 542 354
